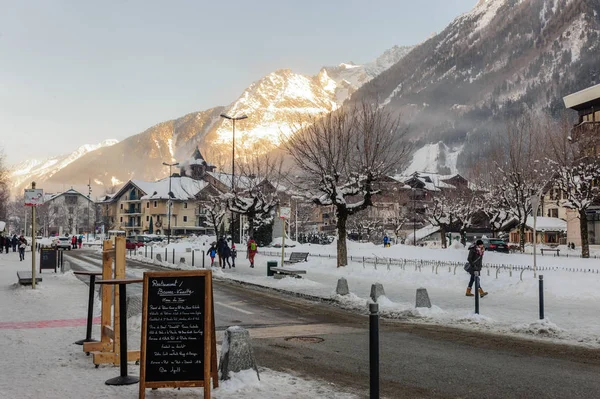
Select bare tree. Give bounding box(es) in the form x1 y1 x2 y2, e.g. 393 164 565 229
488 112 549 250
226 148 283 238
546 116 600 258
283 103 411 266
201 196 227 237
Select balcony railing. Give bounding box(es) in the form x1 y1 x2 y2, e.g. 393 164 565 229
572 121 600 140
123 209 142 214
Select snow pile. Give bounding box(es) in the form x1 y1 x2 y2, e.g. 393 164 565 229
510 319 566 338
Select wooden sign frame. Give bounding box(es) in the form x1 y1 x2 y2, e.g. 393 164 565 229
139 270 218 399
39 247 57 273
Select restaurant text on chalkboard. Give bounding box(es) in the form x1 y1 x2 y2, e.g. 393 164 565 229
139 270 216 399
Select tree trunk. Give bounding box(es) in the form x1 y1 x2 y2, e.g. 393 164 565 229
440 225 447 248
580 209 590 258
336 208 348 267
460 229 466 246
519 224 526 252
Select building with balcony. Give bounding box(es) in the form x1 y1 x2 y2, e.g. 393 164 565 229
563 83 600 245
37 188 97 236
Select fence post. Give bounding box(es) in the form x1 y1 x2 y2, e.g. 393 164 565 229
192 250 195 267
165 248 167 263
369 303 379 399
145 245 147 257
202 250 205 268
172 248 175 264
539 275 544 320
151 246 153 259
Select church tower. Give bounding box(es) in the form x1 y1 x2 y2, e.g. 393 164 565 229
180 147 216 180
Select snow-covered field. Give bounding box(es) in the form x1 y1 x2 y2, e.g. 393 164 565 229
129 236 600 348
0 252 358 399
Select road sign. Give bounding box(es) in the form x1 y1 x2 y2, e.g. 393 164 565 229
280 206 291 219
24 189 44 206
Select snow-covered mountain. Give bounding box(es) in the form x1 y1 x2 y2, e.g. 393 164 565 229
9 139 118 195
353 0 600 174
7 45 412 196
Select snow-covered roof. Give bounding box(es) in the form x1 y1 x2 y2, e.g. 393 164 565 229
0 221 5 232
133 177 209 201
504 216 567 232
405 224 440 243
43 188 92 203
563 83 600 110
392 172 465 191
206 172 256 190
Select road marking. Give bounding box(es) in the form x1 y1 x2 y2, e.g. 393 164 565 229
216 302 254 315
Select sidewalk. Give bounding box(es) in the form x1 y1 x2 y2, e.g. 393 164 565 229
0 250 358 399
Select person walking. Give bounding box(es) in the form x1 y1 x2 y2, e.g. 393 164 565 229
466 239 488 297
247 237 258 268
12 235 18 252
18 236 27 261
208 243 217 267
222 242 232 269
71 235 77 250
383 235 389 248
4 236 10 254
77 235 83 249
216 236 227 268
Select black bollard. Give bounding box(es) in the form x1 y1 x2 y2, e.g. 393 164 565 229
539 275 544 320
150 246 153 259
202 250 205 268
192 250 195 267
474 271 480 315
172 248 175 264
369 303 379 399
165 248 167 263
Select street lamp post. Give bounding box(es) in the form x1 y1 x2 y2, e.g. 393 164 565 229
162 162 180 244
412 188 417 246
220 113 248 268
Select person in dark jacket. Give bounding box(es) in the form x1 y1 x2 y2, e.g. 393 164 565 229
221 242 232 269
18 236 27 261
216 237 227 268
12 235 18 252
4 235 10 254
466 239 488 297
0 236 4 253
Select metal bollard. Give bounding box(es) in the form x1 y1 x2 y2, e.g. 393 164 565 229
151 245 153 259
172 248 175 264
474 271 480 315
192 250 195 267
202 250 205 268
165 248 168 262
539 275 544 320
369 303 379 399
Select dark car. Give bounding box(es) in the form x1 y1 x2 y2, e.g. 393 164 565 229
481 238 509 253
126 239 144 250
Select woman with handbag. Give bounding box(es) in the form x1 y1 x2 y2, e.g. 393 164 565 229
466 239 488 297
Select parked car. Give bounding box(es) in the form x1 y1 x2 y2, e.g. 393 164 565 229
53 237 71 250
133 236 153 244
125 239 144 250
481 238 509 253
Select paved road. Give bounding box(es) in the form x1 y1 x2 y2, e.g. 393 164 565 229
65 249 600 399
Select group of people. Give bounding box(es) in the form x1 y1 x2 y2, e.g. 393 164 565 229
70 235 83 249
0 234 28 261
208 236 258 269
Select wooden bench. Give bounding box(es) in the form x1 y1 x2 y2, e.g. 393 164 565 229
270 267 307 278
540 248 560 256
17 271 42 286
283 252 309 265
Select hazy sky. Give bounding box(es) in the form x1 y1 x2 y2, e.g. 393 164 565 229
1 0 476 165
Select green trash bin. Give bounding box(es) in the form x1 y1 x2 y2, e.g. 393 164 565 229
267 261 278 277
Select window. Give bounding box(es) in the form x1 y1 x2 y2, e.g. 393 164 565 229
120 203 123 209
146 202 149 208
184 202 188 209
153 201 157 207
183 216 188 222
120 217 123 222
146 216 149 222
548 209 558 218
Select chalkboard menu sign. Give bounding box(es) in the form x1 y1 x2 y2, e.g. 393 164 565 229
139 270 217 399
40 248 57 272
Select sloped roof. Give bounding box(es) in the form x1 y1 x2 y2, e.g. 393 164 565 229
503 216 567 232
43 188 92 203
134 176 209 200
